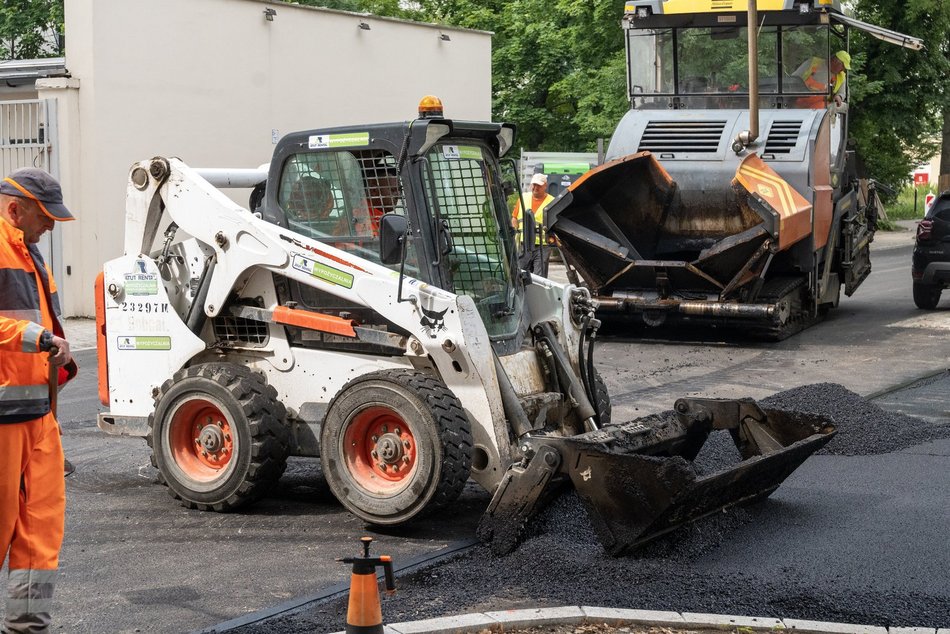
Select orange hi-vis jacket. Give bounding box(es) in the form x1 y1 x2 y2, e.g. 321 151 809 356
0 217 67 424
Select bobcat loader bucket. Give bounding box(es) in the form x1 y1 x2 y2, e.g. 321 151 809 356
478 397 835 556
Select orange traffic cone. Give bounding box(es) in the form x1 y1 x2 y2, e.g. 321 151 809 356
340 537 395 634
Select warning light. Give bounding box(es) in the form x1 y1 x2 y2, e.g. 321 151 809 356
418 95 444 119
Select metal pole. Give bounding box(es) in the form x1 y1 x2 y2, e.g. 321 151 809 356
747 0 759 143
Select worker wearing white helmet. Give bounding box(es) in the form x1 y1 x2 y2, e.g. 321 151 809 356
511 173 556 275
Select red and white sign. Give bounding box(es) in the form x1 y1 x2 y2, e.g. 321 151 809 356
925 193 936 210
914 172 930 185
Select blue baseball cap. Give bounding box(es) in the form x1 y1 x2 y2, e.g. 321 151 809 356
0 168 74 221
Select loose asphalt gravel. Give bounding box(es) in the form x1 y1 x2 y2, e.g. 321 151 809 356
232 383 950 634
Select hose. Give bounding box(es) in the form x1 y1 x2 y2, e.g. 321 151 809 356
577 313 592 405
185 254 216 336
536 322 596 426
586 319 600 425
539 340 561 395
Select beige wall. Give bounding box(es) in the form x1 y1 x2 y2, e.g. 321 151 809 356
44 0 491 316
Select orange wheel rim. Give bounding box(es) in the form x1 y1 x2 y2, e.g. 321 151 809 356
342 406 417 493
168 398 235 482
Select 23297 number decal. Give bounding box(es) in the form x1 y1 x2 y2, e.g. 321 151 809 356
120 301 170 314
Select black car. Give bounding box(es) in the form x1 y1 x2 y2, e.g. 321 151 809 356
912 190 950 309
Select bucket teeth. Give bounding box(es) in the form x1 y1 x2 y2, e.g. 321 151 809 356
477 445 563 556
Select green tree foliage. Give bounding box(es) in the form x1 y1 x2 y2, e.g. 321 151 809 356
0 0 63 60
289 0 950 175
414 0 628 152
850 0 950 192
291 0 627 151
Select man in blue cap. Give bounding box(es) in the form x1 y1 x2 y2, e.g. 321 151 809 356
0 167 76 634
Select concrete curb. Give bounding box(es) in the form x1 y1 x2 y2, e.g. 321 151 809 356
327 606 944 634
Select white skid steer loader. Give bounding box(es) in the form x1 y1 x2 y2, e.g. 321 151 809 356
96 99 835 555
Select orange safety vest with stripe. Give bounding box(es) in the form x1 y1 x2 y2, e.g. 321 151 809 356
512 193 555 244
0 217 66 424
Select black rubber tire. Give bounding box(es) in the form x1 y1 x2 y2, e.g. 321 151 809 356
592 369 612 427
147 363 289 511
913 282 942 310
320 369 472 525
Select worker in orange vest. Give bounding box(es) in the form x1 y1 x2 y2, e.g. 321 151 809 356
794 50 850 109
511 173 555 275
0 168 77 634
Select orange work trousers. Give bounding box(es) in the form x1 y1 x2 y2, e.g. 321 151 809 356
0 412 65 634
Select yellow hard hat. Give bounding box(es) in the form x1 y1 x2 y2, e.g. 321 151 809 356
835 50 852 70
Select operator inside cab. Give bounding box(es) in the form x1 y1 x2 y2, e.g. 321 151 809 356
794 49 851 109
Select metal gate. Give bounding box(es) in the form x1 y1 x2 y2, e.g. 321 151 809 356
0 98 62 295
0 99 55 174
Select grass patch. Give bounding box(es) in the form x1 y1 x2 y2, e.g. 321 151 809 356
885 184 938 221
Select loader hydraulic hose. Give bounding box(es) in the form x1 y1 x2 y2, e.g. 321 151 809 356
576 314 602 427
539 340 561 395
185 254 217 335
577 314 592 408
536 322 598 431
585 319 600 424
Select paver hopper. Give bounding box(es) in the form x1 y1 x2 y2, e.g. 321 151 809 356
548 150 821 337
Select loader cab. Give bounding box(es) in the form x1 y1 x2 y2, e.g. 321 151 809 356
264 106 525 353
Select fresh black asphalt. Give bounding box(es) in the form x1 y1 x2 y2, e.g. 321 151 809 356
230 382 950 633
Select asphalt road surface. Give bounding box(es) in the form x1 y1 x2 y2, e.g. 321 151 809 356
7 239 947 633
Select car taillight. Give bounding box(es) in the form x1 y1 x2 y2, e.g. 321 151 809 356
917 219 933 241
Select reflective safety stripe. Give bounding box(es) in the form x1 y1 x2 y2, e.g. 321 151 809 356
21 321 44 353
0 381 50 422
0 309 42 323
6 569 56 620
6 570 57 632
0 384 48 402
7 569 56 592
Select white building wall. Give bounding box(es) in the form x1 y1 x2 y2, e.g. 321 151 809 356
43 0 491 316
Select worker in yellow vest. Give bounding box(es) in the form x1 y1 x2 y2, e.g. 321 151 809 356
511 173 555 275
794 50 850 109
